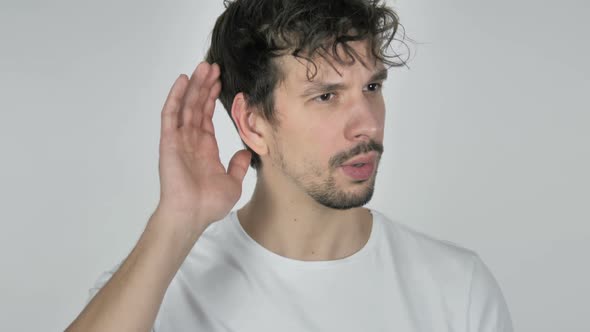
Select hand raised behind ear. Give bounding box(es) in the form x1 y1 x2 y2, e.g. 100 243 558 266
156 62 252 235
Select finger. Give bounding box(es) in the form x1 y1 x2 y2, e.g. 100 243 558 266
200 80 222 136
191 63 220 128
161 74 188 135
227 149 252 183
182 62 211 128
203 64 221 120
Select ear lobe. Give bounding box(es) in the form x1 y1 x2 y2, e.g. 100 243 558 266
231 93 268 156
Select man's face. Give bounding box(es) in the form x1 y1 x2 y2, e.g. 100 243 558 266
263 40 386 210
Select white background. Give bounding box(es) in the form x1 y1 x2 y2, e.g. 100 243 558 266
1 0 588 331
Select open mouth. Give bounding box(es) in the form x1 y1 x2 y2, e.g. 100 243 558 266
340 162 375 180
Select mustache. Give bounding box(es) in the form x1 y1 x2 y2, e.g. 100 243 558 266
329 140 384 168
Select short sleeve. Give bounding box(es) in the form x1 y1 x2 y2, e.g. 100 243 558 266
86 263 161 332
87 264 120 304
467 255 514 332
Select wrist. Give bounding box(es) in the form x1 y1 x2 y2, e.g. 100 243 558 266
151 204 210 234
141 208 208 266
149 208 206 242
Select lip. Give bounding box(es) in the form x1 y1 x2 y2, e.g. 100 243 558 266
340 152 378 167
339 161 376 181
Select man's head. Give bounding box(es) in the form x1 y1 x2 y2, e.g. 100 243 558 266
206 0 405 167
206 0 407 209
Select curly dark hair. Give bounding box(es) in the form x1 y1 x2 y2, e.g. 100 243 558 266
206 0 409 170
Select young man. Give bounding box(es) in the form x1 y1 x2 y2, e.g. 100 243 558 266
67 0 513 331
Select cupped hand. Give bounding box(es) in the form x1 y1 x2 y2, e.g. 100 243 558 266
155 62 251 232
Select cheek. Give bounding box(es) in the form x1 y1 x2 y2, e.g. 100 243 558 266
279 123 335 168
307 121 342 165
275 100 342 167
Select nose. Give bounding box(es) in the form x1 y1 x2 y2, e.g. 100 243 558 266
344 93 384 142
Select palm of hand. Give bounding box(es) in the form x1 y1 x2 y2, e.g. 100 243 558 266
156 63 251 227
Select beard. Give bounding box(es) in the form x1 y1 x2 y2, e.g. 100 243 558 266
304 169 378 210
271 137 382 210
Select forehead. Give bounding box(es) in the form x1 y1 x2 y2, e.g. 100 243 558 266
277 40 383 86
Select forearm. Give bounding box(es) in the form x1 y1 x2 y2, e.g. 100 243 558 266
66 212 205 332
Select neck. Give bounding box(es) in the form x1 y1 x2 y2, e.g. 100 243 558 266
237 171 373 261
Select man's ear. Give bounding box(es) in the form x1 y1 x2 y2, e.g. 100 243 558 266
230 93 269 157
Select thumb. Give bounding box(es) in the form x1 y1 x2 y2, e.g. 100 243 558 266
227 149 252 183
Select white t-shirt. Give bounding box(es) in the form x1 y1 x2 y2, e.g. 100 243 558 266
89 209 513 331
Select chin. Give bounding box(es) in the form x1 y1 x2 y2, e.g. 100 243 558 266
307 176 376 210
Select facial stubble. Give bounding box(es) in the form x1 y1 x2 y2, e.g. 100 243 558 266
271 136 380 210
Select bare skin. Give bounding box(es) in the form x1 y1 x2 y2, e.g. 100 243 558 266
233 41 384 261
65 62 251 332
66 41 383 331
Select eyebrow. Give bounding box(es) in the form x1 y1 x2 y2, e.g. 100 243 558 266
300 68 389 97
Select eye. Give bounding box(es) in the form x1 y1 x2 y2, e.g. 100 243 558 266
314 92 336 103
365 83 383 92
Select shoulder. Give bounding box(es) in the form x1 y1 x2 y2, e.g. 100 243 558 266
372 209 479 295
370 209 513 331
181 211 237 265
371 209 479 269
